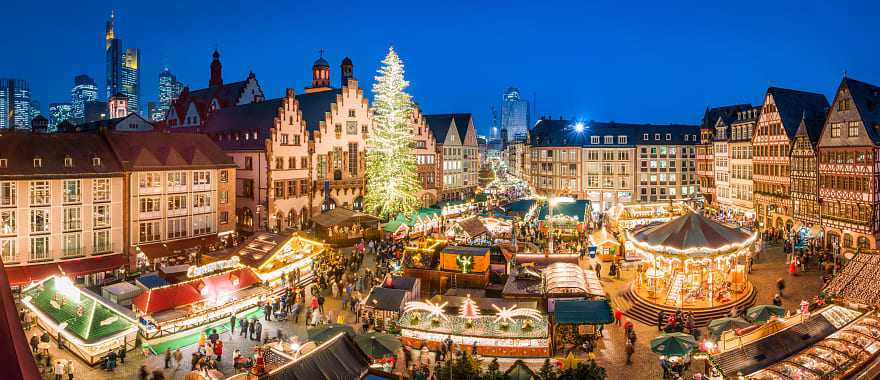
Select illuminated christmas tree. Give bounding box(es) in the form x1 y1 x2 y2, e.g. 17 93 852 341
364 46 422 220
459 294 481 318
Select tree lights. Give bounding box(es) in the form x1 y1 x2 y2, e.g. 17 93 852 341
364 46 422 220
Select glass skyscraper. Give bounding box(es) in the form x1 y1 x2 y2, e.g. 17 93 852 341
501 87 530 142
29 99 41 121
0 78 32 129
48 103 72 131
105 11 140 114
155 68 184 121
71 74 98 121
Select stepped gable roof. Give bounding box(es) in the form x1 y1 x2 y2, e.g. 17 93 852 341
0 130 122 178
424 114 456 142
701 104 752 130
630 211 753 251
103 130 234 170
767 87 829 140
203 98 284 150
295 89 342 132
843 77 880 144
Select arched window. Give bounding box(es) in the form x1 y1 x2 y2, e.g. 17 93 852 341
858 236 870 249
287 210 296 228
844 233 853 248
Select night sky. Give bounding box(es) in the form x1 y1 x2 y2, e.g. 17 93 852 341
3 0 879 134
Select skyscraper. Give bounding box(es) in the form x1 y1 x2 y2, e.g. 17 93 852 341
0 79 32 129
29 99 41 121
105 11 140 114
48 103 72 131
501 87 530 142
71 74 98 121
155 68 183 121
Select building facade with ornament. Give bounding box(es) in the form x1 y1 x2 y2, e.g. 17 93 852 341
817 77 880 250
410 106 440 207
697 104 751 209
789 112 824 234
751 87 828 232
425 114 480 202
727 107 759 221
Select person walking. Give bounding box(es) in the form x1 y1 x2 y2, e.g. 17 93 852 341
248 319 256 340
625 338 635 364
264 302 272 321
174 348 183 370
164 348 172 368
658 310 665 331
292 301 301 323
773 293 783 307
239 318 247 337
254 320 263 342
318 294 325 313
53 360 65 380
213 340 223 361
230 314 237 334
117 346 126 365
614 307 623 326
65 360 75 380
776 278 786 297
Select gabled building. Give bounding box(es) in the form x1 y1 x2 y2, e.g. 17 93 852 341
697 104 751 208
727 107 760 223
165 50 265 129
790 112 825 232
62 112 155 133
818 77 880 251
410 106 439 206
425 113 479 201
752 87 828 232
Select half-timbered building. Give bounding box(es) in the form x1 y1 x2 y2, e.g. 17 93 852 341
790 114 824 231
818 77 880 250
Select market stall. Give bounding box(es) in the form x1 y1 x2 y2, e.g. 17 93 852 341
209 232 325 290
445 216 490 243
21 276 139 365
361 286 409 331
589 228 622 262
133 262 268 340
383 208 441 239
543 263 606 311
310 207 380 243
607 202 689 231
439 246 491 274
627 212 758 311
398 296 551 357
538 199 590 238
552 299 613 352
434 200 477 217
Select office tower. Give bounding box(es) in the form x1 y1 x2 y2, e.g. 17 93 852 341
156 68 183 121
70 74 98 121
48 103 73 131
0 79 32 129
29 99 41 120
501 87 530 142
105 11 140 114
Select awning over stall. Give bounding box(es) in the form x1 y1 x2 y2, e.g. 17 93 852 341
553 299 613 324
6 254 126 286
137 236 218 260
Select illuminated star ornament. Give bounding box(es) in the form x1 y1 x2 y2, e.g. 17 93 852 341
492 304 543 324
403 300 449 321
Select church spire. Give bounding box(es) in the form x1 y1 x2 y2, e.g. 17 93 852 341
209 49 223 87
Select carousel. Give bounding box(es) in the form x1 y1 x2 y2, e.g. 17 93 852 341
626 212 759 323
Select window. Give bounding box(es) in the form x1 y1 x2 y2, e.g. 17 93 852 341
335 124 342 136
604 136 614 144
348 109 356 118
244 157 253 170
849 121 860 137
838 98 851 111
349 143 358 176
63 207 81 231
220 191 229 204
167 217 188 239
0 182 16 206
665 133 671 141
590 136 600 144
29 236 49 261
831 122 842 138
139 173 162 191
167 195 187 212
301 157 308 169
93 205 110 228
139 197 161 213
30 209 49 233
288 157 296 169
62 233 81 257
317 155 327 180
193 171 211 186
0 210 14 234
139 221 161 242
293 134 301 146
33 158 42 168
61 179 79 204
275 157 283 169
64 157 73 167
280 134 289 145
167 172 187 189
193 214 213 235
654 134 660 140
346 121 358 135
93 230 111 253
618 136 628 144
93 179 110 202
220 211 229 225
643 134 649 141
92 157 101 167
0 159 6 168
1 239 15 263
30 181 49 206
274 181 284 198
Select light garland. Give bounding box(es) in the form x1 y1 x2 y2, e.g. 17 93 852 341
625 228 758 259
403 300 449 321
492 305 543 324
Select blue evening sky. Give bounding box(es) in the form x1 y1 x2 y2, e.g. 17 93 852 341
2 0 879 134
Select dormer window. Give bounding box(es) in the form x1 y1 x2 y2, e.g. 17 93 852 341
33 158 42 168
684 135 689 142
0 159 6 168
654 134 660 140
643 134 649 140
64 156 73 167
665 133 671 141
92 157 102 167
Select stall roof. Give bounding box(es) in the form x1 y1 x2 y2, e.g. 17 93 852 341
390 277 418 292
538 200 590 222
823 252 880 306
267 332 370 380
504 360 537 380
543 262 587 295
501 199 537 213
383 208 439 232
0 260 41 380
137 235 218 260
5 254 126 286
311 207 380 228
711 312 839 376
630 211 753 251
554 299 613 324
441 246 490 257
101 281 142 299
429 294 537 312
136 274 169 289
450 217 489 238
363 287 408 312
132 267 261 314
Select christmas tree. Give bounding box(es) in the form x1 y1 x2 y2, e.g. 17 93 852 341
459 294 481 318
364 46 422 220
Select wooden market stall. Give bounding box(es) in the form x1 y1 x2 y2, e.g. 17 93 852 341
439 246 491 274
552 299 613 353
589 228 622 262
311 207 380 243
21 276 139 365
206 232 326 290
361 287 408 331
445 216 490 243
383 208 441 239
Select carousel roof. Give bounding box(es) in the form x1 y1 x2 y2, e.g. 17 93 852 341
629 212 755 252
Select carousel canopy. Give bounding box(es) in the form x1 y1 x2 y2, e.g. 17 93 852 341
628 212 756 255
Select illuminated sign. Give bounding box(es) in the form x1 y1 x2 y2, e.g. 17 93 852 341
187 256 241 278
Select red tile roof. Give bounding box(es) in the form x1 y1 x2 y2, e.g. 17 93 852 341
0 130 123 178
103 130 235 170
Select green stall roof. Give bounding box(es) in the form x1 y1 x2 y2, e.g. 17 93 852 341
554 299 613 324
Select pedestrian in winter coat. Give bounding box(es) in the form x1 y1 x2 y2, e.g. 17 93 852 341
657 310 665 331
776 278 786 296
614 308 623 326
165 348 172 368
625 338 635 364
174 348 183 369
239 318 247 336
213 340 223 361
230 315 237 334
254 321 263 342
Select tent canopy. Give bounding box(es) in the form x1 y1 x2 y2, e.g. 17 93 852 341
312 207 380 228
538 200 590 222
553 299 613 324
